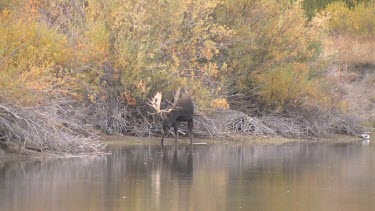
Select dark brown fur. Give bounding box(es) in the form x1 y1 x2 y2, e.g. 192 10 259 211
161 88 194 146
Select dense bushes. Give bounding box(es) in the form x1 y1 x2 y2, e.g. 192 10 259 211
0 7 70 104
0 1 108 105
314 1 375 66
102 0 233 109
302 0 369 20
323 1 375 37
215 0 325 111
0 0 330 110
0 0 369 150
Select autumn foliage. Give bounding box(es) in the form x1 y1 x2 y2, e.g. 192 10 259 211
1 0 370 114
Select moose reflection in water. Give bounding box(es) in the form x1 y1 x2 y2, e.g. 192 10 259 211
162 144 193 179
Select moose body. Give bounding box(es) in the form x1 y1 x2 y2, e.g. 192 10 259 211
148 88 194 146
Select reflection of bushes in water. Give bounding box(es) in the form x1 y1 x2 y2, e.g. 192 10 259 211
0 156 107 185
0 156 107 209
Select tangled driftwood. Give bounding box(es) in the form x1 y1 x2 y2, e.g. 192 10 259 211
193 109 365 139
0 103 104 155
89 88 366 139
0 92 365 156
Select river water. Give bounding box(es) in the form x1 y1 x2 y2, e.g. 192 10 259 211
0 141 374 211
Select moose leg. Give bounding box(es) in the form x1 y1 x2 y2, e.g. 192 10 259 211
161 133 165 147
188 120 193 145
173 122 179 143
161 126 169 146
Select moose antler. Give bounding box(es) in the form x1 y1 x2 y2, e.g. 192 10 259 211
166 87 181 112
148 87 181 114
172 87 180 107
147 92 162 114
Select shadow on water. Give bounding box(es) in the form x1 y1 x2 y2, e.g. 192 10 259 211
0 141 375 211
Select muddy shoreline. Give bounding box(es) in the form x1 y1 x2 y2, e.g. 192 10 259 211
0 133 364 163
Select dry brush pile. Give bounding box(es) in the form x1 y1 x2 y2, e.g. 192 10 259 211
90 92 366 140
193 109 365 139
0 102 104 155
0 94 365 156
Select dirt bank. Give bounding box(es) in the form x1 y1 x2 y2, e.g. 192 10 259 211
330 64 375 126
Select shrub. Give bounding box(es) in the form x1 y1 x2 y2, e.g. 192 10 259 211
0 1 114 104
90 0 233 109
0 7 73 104
324 1 375 37
317 1 375 66
215 0 326 111
254 63 330 111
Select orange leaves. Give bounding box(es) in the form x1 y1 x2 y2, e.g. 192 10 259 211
71 22 110 66
122 91 137 106
0 6 83 104
211 98 229 109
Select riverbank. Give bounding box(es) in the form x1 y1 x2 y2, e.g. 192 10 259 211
1 100 371 159
101 133 364 147
0 96 367 157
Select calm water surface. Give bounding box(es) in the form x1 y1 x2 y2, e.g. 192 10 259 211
1 141 375 211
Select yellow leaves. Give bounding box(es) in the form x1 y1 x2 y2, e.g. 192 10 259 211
254 63 326 110
137 80 147 94
172 50 181 68
210 98 229 109
88 94 95 103
207 63 219 77
78 21 110 64
223 0 318 100
21 61 53 87
321 1 375 38
0 9 11 19
99 0 232 106
0 0 339 113
0 7 84 104
202 40 217 59
316 2 375 67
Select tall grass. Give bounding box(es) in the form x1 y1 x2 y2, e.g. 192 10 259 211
324 36 375 66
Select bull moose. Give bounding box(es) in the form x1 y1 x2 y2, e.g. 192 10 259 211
148 87 194 146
